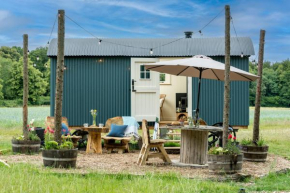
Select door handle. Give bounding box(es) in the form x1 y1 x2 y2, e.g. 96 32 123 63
132 79 137 92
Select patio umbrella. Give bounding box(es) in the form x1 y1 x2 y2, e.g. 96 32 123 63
144 55 259 122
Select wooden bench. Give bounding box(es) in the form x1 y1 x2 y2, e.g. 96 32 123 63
101 117 132 154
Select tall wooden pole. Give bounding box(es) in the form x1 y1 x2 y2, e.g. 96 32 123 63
54 10 65 144
23 34 29 140
222 5 231 147
253 30 266 142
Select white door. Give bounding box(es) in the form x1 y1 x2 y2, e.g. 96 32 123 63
131 58 160 122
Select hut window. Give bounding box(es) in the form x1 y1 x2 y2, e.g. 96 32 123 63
140 65 150 79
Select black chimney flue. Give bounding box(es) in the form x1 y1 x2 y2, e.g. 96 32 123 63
184 31 193 38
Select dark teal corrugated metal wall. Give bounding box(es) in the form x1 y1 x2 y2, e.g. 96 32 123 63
50 57 131 126
192 56 249 126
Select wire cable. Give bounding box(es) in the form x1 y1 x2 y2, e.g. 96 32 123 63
47 14 58 44
231 16 243 56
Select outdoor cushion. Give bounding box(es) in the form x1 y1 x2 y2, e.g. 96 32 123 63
107 124 128 137
61 123 70 136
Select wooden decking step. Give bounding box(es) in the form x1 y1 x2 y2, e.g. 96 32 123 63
164 147 180 150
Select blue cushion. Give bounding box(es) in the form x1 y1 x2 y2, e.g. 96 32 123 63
107 124 128 137
61 123 71 136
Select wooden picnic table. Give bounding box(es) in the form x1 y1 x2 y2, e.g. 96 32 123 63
160 125 223 165
81 126 109 154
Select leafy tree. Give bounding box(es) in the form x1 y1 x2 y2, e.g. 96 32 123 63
6 58 48 103
0 57 13 99
29 47 49 73
0 46 22 61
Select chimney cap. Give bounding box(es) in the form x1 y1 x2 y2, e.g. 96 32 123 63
184 31 193 38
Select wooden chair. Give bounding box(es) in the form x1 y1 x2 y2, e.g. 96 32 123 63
137 119 171 166
160 94 166 120
101 117 132 154
45 116 81 147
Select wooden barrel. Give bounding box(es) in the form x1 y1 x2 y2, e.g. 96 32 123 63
241 145 268 162
12 139 40 154
208 154 243 174
42 149 78 168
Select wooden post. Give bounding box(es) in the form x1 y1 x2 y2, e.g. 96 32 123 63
54 10 65 144
23 34 29 140
253 30 266 142
222 5 231 147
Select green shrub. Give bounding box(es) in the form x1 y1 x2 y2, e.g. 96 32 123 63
45 141 59 150
35 96 50 106
28 132 40 141
241 138 252 146
164 142 180 147
59 141 74 150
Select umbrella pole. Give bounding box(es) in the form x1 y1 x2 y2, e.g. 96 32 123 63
195 69 203 124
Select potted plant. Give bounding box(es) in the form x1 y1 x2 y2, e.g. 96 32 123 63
12 119 41 154
42 132 78 168
207 135 243 174
240 138 268 162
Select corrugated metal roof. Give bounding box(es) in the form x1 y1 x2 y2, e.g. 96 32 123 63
47 37 255 57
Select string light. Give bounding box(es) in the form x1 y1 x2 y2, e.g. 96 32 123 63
252 60 256 65
33 63 36 67
64 66 67 70
198 30 203 36
27 50 30 55
98 39 102 45
241 52 244 58
36 56 39 61
150 48 153 55
45 64 48 68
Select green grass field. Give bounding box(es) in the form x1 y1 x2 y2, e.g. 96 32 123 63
0 106 290 192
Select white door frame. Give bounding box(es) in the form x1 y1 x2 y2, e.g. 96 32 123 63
131 58 160 122
187 77 193 117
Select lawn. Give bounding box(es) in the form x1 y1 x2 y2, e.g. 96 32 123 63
0 106 290 192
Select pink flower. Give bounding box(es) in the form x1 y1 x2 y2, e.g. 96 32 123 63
62 129 66 132
233 136 237 140
228 134 233 139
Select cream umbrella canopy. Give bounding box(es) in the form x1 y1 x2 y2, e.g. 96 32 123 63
144 55 259 122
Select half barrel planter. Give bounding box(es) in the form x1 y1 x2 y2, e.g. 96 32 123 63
12 139 41 154
241 145 269 162
208 154 243 174
42 149 78 168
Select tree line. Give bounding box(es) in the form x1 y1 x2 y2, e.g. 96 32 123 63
249 60 290 107
0 46 50 106
0 45 289 107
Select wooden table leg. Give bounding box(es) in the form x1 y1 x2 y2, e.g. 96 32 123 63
180 130 208 165
86 131 102 154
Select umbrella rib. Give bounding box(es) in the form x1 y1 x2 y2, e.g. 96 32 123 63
177 66 190 76
146 65 164 70
235 72 253 81
211 69 220 81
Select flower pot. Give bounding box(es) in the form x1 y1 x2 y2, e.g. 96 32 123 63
241 145 268 162
207 154 243 174
12 139 41 154
42 149 78 168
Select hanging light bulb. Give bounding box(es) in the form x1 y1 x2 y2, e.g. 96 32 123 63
98 39 102 45
47 41 50 45
33 63 36 67
45 64 48 68
27 50 30 55
150 48 153 55
252 60 256 65
241 52 244 58
36 56 39 61
64 65 67 70
198 30 203 36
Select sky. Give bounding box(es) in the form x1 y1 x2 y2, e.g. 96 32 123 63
0 0 289 62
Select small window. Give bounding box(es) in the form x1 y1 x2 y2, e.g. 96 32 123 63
140 65 150 79
160 73 166 82
160 73 171 85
